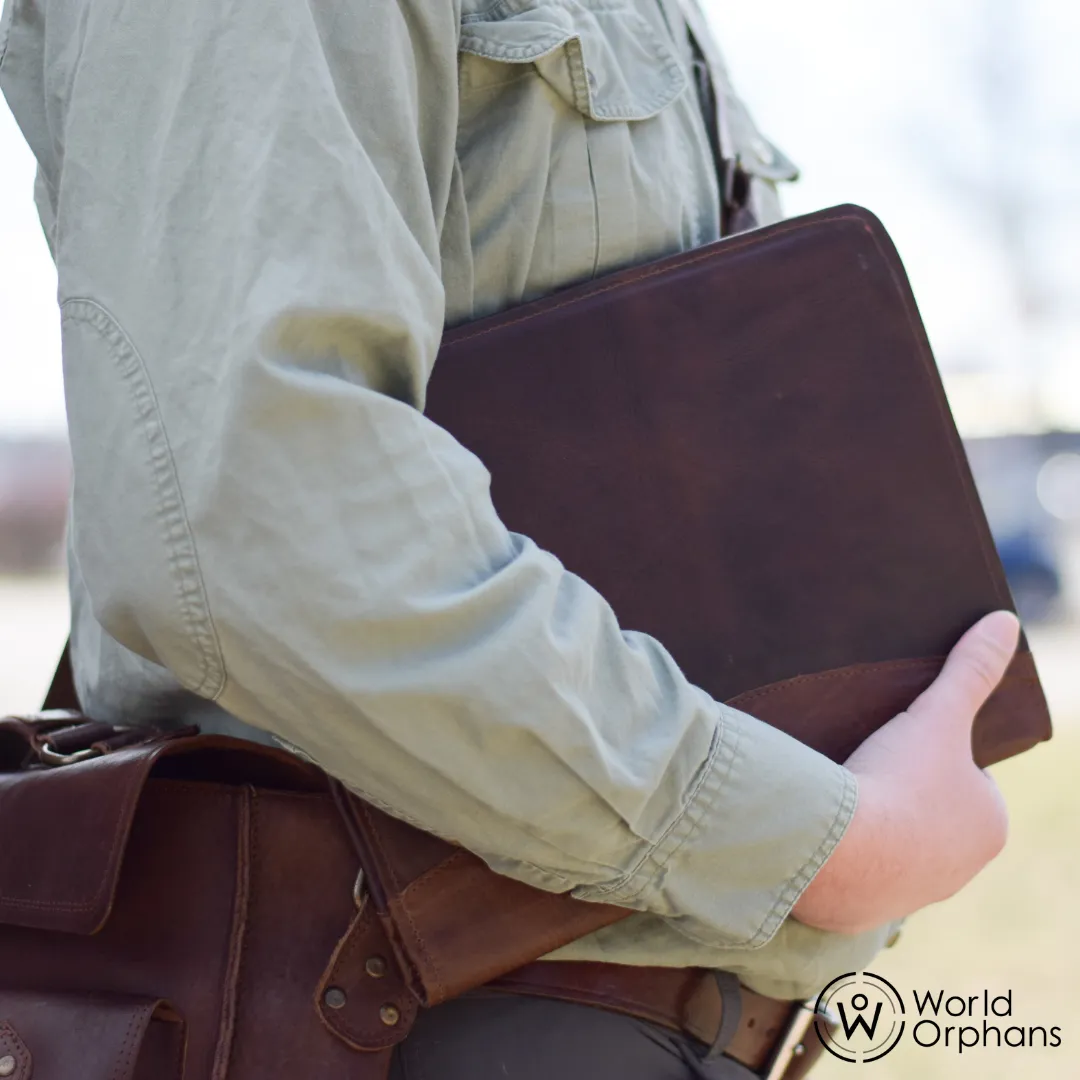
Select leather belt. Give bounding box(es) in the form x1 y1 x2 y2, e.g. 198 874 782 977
488 961 831 1080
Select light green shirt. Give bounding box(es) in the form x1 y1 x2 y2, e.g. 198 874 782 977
0 0 898 999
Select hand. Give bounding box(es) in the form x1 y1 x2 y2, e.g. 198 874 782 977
790 610 1019 935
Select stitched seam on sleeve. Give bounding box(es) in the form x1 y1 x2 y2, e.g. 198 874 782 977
61 298 227 700
576 707 737 904
752 765 858 948
671 760 859 951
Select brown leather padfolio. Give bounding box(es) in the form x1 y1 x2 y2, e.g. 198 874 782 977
427 204 1052 766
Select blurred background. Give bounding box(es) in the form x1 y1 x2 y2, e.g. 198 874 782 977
1 0 1077 1075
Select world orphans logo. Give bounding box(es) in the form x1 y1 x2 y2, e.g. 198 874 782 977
813 973 1063 1063
813 973 906 1064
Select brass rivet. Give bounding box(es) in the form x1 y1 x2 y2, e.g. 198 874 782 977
0 1055 15 1077
379 1004 401 1027
323 987 348 1010
365 955 388 979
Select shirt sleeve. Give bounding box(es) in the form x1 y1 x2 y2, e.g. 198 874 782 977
5 0 856 949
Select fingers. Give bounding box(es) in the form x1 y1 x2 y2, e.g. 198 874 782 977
907 610 1020 735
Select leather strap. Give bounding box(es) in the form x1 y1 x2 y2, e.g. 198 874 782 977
487 961 829 1080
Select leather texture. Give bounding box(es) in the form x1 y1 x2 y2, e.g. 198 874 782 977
426 205 1052 767
0 991 186 1080
332 791 627 1007
0 729 399 1079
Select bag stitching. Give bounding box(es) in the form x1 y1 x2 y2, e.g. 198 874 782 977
111 1004 150 1080
324 909 416 1047
209 787 251 1080
0 1023 30 1077
0 751 147 913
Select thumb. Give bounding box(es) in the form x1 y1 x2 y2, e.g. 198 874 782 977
906 610 1021 739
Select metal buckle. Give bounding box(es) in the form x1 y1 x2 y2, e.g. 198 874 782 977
33 721 191 767
763 1000 831 1080
38 743 103 767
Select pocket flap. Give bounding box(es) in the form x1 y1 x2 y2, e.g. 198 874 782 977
0 992 185 1080
460 1 686 121
0 717 323 934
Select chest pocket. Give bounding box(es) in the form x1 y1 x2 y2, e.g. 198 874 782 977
455 0 721 320
460 1 687 120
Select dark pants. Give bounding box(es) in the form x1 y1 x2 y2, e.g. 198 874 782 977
389 991 761 1080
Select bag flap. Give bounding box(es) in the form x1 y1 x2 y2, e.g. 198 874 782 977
334 790 629 1007
0 717 324 934
0 990 185 1080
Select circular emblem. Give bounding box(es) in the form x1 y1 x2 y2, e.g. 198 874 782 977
814 971 906 1063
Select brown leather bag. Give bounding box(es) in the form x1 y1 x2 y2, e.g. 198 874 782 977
0 713 822 1080
0 713 623 1078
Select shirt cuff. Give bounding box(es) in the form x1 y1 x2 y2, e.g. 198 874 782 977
572 702 858 949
